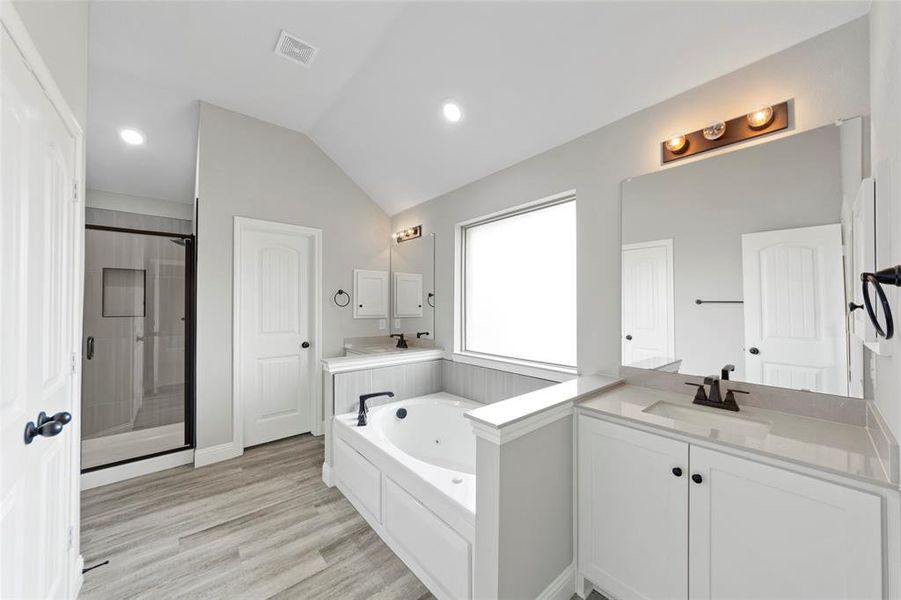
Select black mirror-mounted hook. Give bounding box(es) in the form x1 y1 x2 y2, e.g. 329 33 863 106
861 265 901 340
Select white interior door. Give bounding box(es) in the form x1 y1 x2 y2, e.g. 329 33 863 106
741 224 848 395
237 219 318 447
621 240 674 366
1 14 81 599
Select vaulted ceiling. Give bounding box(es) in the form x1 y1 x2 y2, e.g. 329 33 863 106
87 1 869 215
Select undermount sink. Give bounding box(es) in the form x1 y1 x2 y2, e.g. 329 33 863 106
642 401 772 438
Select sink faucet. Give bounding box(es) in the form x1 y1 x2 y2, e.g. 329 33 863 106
721 364 735 381
685 375 742 412
390 333 408 348
357 391 395 426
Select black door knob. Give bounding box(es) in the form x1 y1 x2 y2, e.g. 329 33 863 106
672 467 682 477
691 473 703 484
625 334 633 341
24 411 72 445
301 341 310 349
749 347 760 355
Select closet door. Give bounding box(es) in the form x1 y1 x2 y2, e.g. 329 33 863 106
688 446 882 600
578 416 688 600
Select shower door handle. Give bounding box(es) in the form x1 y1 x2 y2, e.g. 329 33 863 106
86 336 94 360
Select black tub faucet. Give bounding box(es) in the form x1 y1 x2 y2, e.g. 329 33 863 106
390 333 408 348
357 391 394 426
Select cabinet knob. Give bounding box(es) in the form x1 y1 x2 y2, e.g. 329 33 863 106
691 473 703 484
625 334 633 341
672 467 682 477
301 341 310 349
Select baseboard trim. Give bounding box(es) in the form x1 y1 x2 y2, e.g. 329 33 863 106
321 462 334 487
194 441 243 468
537 563 575 600
81 449 194 490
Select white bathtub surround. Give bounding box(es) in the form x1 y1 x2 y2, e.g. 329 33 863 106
333 393 478 600
575 383 901 599
466 374 621 600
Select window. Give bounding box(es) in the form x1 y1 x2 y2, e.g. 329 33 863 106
461 196 576 369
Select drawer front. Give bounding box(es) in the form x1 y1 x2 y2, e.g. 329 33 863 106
334 437 381 522
384 477 471 600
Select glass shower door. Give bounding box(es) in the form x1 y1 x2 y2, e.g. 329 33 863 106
81 227 193 470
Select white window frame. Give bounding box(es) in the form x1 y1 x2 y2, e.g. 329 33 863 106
454 190 578 382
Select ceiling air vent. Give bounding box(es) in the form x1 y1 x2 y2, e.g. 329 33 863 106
273 29 318 67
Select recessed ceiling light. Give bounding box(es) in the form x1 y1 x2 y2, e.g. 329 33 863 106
119 128 145 146
442 100 462 123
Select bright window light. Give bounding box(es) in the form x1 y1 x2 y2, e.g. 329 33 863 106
442 101 463 123
463 198 576 368
119 128 145 145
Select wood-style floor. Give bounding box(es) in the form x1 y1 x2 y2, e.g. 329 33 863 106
80 434 434 599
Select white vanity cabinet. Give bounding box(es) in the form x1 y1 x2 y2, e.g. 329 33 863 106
578 416 688 600
577 414 884 600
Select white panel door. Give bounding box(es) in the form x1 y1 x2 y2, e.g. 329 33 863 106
239 227 314 447
353 269 388 318
742 224 848 394
1 20 79 599
578 416 688 600
394 272 423 318
688 446 882 600
621 240 674 366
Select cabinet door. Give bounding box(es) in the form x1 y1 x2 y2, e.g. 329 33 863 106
394 272 423 318
578 416 688 600
353 269 388 318
688 446 882 600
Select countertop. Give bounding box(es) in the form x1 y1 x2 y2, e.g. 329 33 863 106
579 384 895 488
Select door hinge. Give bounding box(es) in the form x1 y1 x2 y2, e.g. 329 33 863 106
72 180 80 203
67 525 73 550
71 352 77 375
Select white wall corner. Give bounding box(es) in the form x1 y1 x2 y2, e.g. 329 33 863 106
536 563 576 600
193 442 243 468
469 402 574 445
321 462 334 487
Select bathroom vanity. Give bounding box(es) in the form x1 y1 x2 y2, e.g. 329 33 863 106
574 383 895 600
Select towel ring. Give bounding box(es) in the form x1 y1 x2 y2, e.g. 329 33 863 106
861 265 901 340
333 289 351 308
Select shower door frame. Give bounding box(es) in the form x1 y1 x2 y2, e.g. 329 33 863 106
81 224 196 473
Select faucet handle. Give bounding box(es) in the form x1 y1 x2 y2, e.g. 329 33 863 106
685 382 708 403
723 388 748 411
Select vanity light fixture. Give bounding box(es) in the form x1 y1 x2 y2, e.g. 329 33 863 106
664 135 688 153
702 121 726 140
747 106 775 129
119 128 145 146
661 100 789 164
393 225 422 243
442 100 463 123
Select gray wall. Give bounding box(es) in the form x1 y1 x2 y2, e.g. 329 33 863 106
390 19 869 378
870 2 901 444
195 102 391 449
622 125 843 379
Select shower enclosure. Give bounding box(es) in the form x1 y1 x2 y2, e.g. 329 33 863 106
81 224 195 471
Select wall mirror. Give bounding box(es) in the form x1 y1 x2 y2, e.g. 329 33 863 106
621 122 869 398
390 232 435 346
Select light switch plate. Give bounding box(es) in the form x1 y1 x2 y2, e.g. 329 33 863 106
378 319 386 330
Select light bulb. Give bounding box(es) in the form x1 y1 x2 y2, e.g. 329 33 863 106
119 128 145 145
665 135 688 153
442 101 462 123
747 106 774 129
702 121 726 140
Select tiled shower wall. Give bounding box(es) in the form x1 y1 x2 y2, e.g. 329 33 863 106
331 359 556 416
